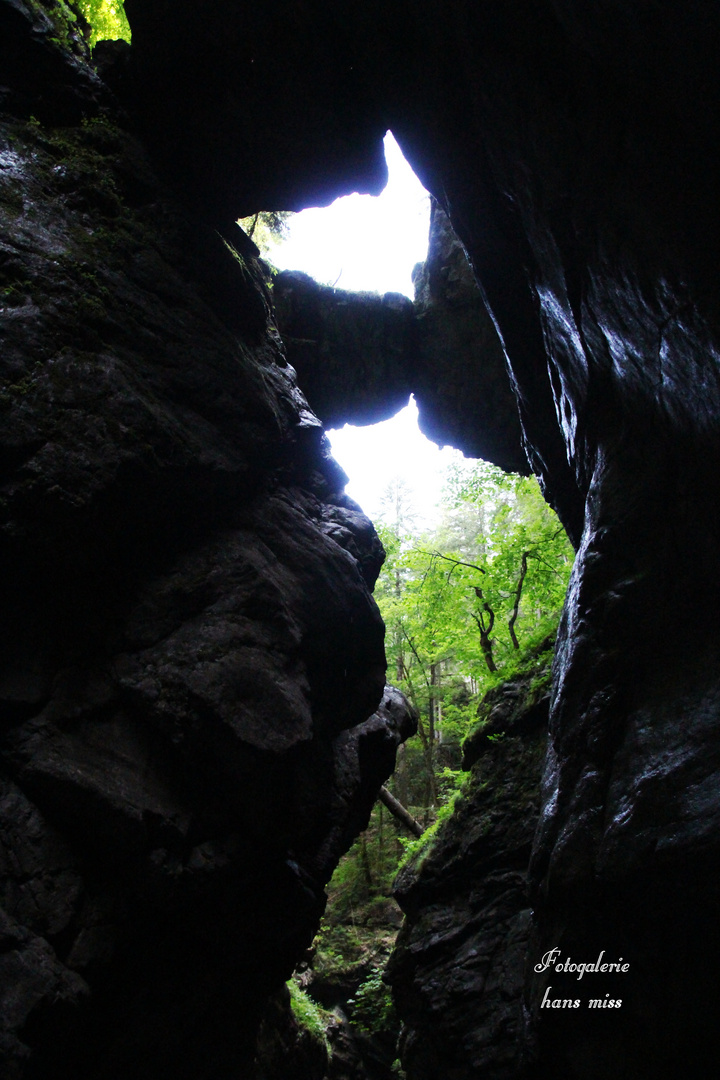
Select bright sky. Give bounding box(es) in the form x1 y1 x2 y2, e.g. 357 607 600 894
272 131 470 527
271 132 430 298
329 397 465 529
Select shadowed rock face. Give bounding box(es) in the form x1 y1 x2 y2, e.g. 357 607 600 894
125 5 717 1075
272 272 417 431
410 201 529 473
0 6 420 1077
4 0 720 1077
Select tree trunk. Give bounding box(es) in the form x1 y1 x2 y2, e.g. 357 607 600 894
480 632 498 672
508 551 529 649
414 710 438 807
427 661 438 781
394 567 404 681
360 834 374 887
396 742 409 807
377 786 424 838
472 597 497 673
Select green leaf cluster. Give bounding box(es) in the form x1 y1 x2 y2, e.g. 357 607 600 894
396 783 467 870
348 965 397 1036
238 211 295 260
76 0 131 47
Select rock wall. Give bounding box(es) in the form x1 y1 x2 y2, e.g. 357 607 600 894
129 5 717 1074
382 8 720 1077
0 5 415 1077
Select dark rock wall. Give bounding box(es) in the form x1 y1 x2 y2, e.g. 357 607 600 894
0 5 417 1077
273 271 416 431
135 5 718 1074
385 9 720 1077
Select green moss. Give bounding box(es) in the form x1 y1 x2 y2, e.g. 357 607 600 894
397 783 469 872
287 980 331 1051
0 281 33 304
25 0 83 54
461 628 556 753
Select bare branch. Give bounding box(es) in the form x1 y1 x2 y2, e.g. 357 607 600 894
401 627 430 687
527 550 566 577
418 550 487 576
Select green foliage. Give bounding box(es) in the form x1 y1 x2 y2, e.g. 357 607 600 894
77 0 131 47
375 461 574 755
297 462 573 1046
348 966 397 1035
238 211 294 259
396 784 466 870
287 980 330 1050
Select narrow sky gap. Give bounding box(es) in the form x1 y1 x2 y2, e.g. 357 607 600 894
273 133 468 525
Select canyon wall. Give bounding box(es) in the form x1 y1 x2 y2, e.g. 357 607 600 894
0 4 414 1077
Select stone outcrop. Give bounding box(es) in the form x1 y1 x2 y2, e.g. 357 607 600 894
273 272 416 431
410 201 528 473
274 201 529 474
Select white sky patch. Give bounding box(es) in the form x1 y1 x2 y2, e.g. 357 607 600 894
271 132 430 298
274 132 469 525
327 398 466 529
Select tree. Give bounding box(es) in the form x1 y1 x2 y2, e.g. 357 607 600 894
373 459 574 820
313 463 573 998
238 211 295 258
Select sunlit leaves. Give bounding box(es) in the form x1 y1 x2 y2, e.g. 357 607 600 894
237 211 295 259
77 0 131 47
374 461 574 745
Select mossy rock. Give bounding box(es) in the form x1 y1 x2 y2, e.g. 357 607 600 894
461 632 555 768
